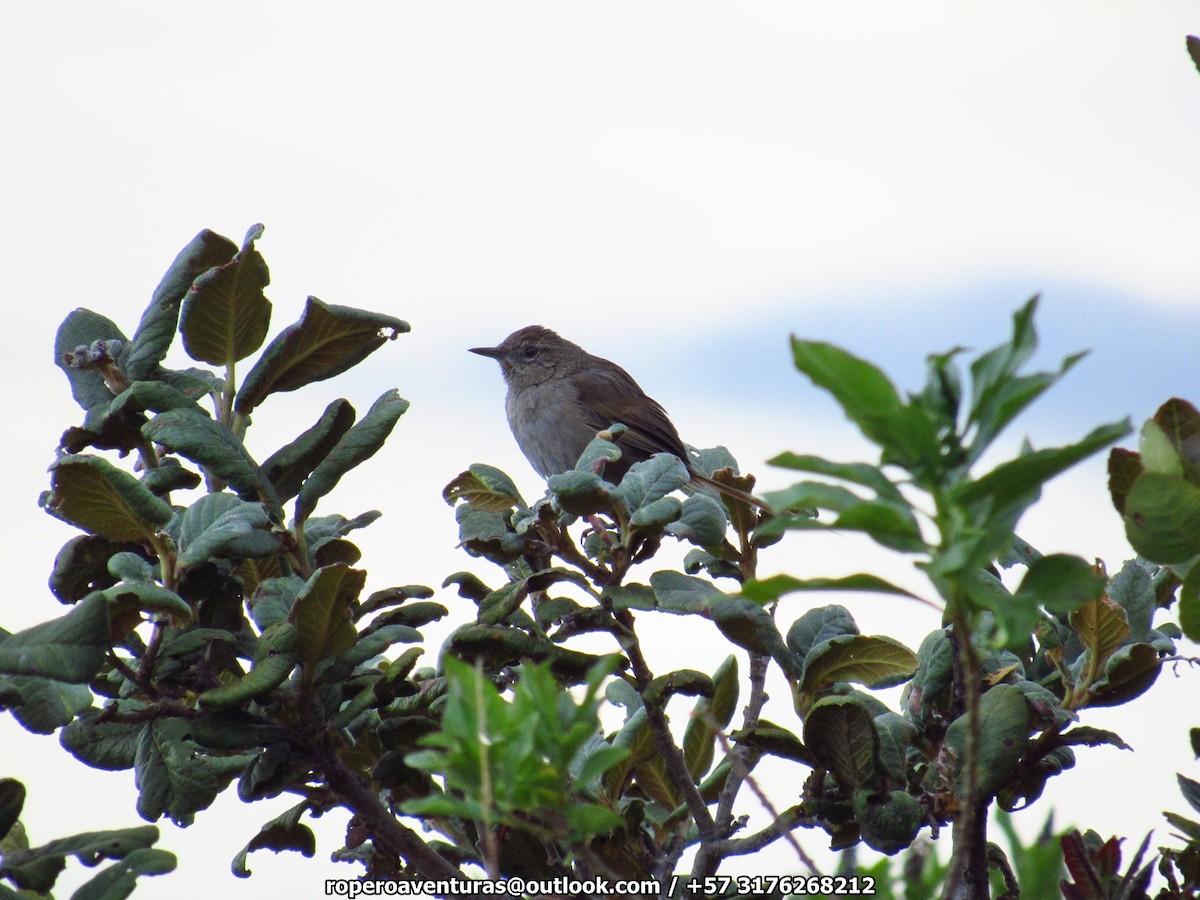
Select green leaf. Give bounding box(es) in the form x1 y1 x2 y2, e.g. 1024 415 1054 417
945 683 1032 799
573 431 625 475
453 505 529 564
799 634 918 696
968 330 1088 466
643 669 715 707
1104 562 1157 647
71 847 177 899
615 453 690 512
61 707 145 771
187 711 293 752
45 455 173 543
730 721 814 764
1181 564 1200 642
767 452 908 504
1179 774 1200 817
649 571 724 613
102 582 192 628
1153 398 1200 473
332 624 421 669
234 297 409 416
1122 472 1200 564
547 469 617 517
289 564 364 671
856 788 922 856
785 605 860 659
1165 810 1200 844
966 297 1038 421
628 496 682 529
124 229 239 381
179 224 272 366
177 494 282 571
295 390 409 526
261 399 357 503
1013 554 1107 615
565 803 622 841
575 744 629 791
198 623 298 711
916 346 965 430
874 712 918 784
304 511 381 557
832 500 926 552
134 719 250 826
1089 642 1161 708
54 308 129 411
790 338 940 471
2 675 92 735
682 655 738 779
49 535 128 603
0 779 25 844
909 629 954 729
1140 419 1184 476
141 408 278 505
664 493 728 548
803 696 880 788
247 576 305 631
0 592 109 682
704 596 800 679
956 420 1132 522
109 381 207 419
633 753 683 810
231 801 315 878
0 825 166 896
370 601 447 631
442 464 526 511
744 573 926 605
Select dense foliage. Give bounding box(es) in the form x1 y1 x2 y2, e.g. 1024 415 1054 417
0 225 1196 900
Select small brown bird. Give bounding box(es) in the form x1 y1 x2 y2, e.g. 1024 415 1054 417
470 326 767 509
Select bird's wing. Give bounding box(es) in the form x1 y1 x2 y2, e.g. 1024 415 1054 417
569 362 688 465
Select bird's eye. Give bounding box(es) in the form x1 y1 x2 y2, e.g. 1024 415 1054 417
522 346 539 360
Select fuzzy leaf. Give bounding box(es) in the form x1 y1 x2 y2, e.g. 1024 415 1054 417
945 683 1031 799
124 229 238 380
142 407 275 503
45 455 172 543
804 696 880 788
289 565 364 671
442 464 525 511
1122 472 1200 564
261 399 357 503
800 634 918 695
235 297 409 416
295 390 409 525
179 224 272 366
54 308 128 411
0 592 110 683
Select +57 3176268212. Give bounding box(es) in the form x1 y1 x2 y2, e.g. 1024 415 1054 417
681 874 877 896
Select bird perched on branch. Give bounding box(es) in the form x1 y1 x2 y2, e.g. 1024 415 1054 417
470 326 768 511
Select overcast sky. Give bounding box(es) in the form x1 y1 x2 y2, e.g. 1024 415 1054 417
4 3 1200 895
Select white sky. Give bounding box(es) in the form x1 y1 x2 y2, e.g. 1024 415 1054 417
3 2 1200 896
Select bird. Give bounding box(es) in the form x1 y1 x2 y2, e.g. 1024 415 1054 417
469 326 768 511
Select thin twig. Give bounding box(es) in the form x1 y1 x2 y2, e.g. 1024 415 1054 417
616 608 717 840
709 724 820 875
690 650 772 882
709 805 817 858
318 745 464 880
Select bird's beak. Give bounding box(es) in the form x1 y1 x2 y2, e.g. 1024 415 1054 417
469 346 505 360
